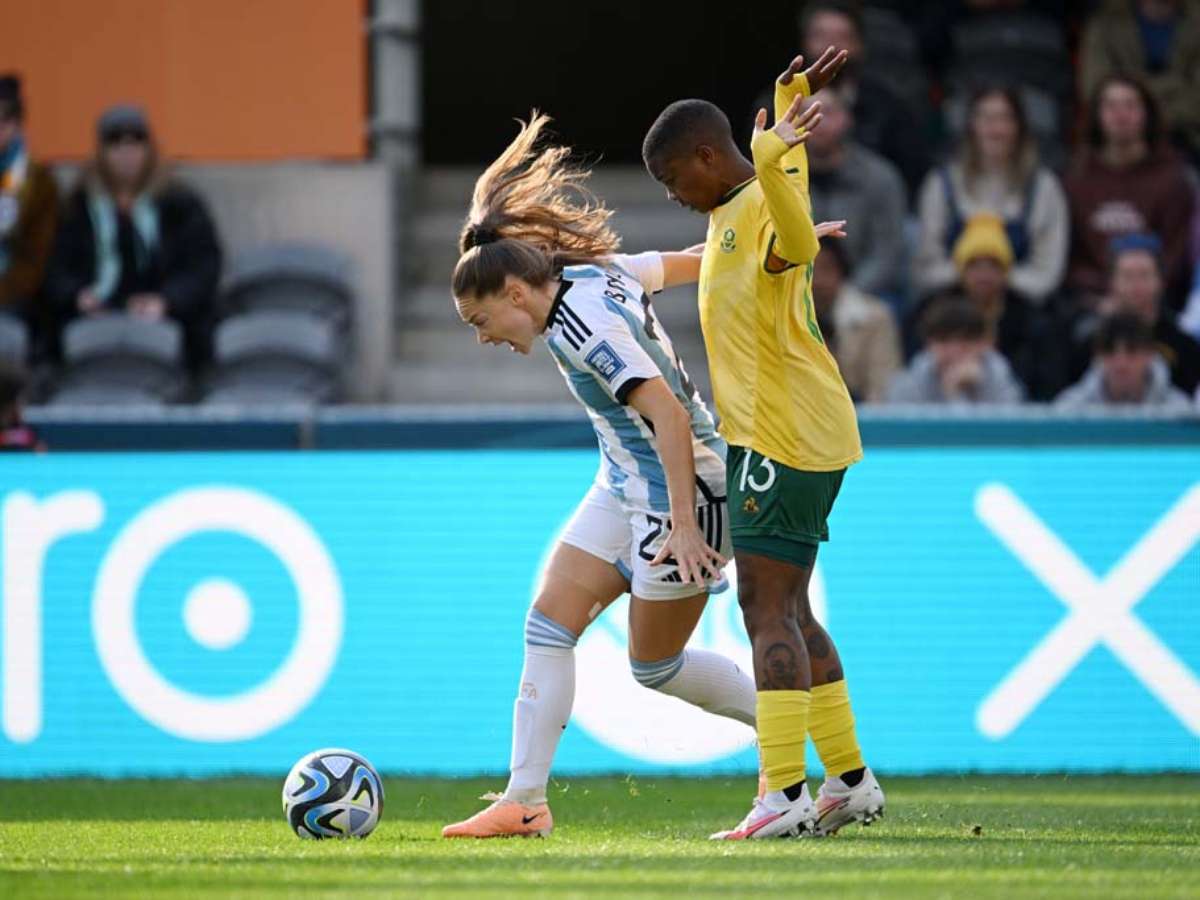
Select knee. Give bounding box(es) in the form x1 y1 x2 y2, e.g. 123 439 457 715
737 585 794 640
629 651 684 690
525 607 577 651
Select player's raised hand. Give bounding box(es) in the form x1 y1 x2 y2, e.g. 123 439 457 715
652 519 727 588
815 220 848 239
778 46 848 93
754 96 822 150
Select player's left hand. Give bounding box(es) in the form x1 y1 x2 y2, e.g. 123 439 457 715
778 46 849 93
652 519 726 588
754 96 822 150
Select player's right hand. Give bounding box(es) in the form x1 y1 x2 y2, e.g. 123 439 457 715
652 519 726 588
754 96 822 150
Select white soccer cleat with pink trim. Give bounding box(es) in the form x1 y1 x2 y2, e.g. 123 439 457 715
814 768 885 836
709 783 816 840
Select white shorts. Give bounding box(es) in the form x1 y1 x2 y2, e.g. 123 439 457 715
559 484 732 601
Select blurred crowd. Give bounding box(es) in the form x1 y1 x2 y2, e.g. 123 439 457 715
0 78 223 396
783 0 1200 411
1 0 1199 424
0 75 352 427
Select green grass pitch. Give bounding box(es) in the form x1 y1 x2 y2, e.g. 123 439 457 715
0 775 1196 898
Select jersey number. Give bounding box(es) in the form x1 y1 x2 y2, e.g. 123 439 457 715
738 452 777 493
638 515 676 565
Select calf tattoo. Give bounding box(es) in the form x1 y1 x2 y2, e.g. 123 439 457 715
761 642 802 689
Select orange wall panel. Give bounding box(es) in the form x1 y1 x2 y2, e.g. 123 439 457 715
1 0 366 161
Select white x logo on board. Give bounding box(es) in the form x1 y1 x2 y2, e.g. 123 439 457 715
974 482 1200 739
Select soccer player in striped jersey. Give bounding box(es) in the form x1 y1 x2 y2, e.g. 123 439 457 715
643 48 885 839
441 113 763 839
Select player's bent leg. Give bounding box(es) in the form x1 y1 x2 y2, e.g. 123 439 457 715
627 592 756 726
442 543 626 839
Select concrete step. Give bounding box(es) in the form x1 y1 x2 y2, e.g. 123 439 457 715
389 354 577 404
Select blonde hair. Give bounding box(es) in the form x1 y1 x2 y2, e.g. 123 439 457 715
452 112 619 300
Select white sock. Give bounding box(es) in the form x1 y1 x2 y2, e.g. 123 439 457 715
631 648 757 726
504 609 577 806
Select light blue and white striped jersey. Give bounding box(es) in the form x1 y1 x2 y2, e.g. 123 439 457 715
542 252 727 513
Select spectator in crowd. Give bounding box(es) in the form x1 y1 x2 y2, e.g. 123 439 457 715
0 363 42 451
914 87 1068 307
45 105 221 368
886 297 1025 404
758 0 930 196
803 85 908 301
1064 74 1195 309
1181 192 1200 338
941 213 1071 400
0 75 58 336
1070 233 1200 395
1056 312 1193 410
811 237 902 403
1080 0 1200 162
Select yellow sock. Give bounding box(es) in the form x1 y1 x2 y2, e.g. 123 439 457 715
809 680 865 778
757 690 811 792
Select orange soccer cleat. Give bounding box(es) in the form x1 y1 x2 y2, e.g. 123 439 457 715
441 792 554 839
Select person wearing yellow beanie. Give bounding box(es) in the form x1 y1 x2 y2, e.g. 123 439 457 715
952 214 1015 334
952 213 1014 273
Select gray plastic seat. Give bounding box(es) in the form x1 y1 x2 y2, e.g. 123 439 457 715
63 315 183 367
222 243 354 328
47 383 167 407
53 315 187 404
0 312 28 367
203 360 340 404
205 311 342 405
214 310 341 369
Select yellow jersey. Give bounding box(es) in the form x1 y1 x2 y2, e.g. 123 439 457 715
696 77 862 472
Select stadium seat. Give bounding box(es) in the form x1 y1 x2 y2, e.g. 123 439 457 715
201 309 343 405
861 7 930 119
220 243 354 330
946 12 1072 102
49 315 187 405
0 312 29 368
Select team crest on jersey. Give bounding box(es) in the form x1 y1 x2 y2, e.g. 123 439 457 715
743 496 759 514
721 227 736 253
584 341 627 382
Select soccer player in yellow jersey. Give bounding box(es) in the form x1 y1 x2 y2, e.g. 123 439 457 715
643 48 885 839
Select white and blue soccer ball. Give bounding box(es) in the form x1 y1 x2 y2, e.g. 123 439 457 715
282 748 384 839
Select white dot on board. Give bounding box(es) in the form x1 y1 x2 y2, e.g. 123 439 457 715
182 579 253 650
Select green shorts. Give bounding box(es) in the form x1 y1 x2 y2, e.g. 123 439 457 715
726 445 846 568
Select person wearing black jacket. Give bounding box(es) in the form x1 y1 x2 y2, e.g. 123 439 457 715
44 105 221 369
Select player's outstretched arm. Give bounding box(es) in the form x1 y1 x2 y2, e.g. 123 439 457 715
752 96 822 267
626 378 726 587
660 252 703 287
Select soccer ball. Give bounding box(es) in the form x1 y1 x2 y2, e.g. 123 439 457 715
282 748 384 839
